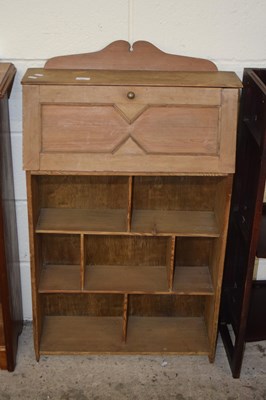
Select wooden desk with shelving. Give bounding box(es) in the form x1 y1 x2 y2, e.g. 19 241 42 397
22 41 241 362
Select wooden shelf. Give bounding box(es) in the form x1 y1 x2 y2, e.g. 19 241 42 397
126 316 209 354
40 315 209 355
36 208 220 237
85 265 169 293
39 265 81 292
173 267 214 295
40 316 123 354
131 209 220 237
36 208 127 234
38 264 214 295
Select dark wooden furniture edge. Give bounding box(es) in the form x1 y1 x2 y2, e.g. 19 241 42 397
0 63 23 371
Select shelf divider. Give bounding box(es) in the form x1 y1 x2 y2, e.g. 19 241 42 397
166 236 176 291
127 176 133 232
122 294 129 342
80 234 85 290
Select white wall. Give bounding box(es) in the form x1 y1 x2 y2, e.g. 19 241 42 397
1 0 266 320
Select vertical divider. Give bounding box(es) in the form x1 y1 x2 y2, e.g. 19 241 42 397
80 234 85 290
166 236 176 291
127 176 133 232
122 293 129 343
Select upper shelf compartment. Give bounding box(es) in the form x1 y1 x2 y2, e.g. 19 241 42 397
34 175 228 237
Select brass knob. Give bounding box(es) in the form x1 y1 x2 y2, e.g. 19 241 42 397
127 91 135 100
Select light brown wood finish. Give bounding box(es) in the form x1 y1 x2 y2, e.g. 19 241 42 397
122 294 128 342
22 79 240 174
80 234 85 290
127 176 133 232
40 315 209 355
166 237 176 290
44 40 218 72
26 173 41 360
205 176 233 361
23 42 240 360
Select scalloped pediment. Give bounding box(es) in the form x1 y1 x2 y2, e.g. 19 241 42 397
45 40 217 72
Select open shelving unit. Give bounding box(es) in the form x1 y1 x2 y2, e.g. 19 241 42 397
22 40 241 361
27 173 232 358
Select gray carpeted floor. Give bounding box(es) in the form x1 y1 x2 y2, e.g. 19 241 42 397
0 323 266 399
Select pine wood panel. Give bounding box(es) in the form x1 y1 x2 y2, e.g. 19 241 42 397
205 176 233 361
41 104 220 156
131 210 219 236
38 264 214 295
44 40 217 72
122 294 128 342
174 237 213 267
85 235 168 266
85 265 168 293
166 237 176 290
39 152 236 174
22 69 241 88
128 294 205 317
22 71 240 174
40 316 123 354
27 171 42 360
39 86 221 106
39 315 209 355
173 267 213 295
36 208 127 234
41 105 129 153
125 317 209 354
23 86 40 170
80 234 85 290
127 176 133 232
41 293 124 316
41 234 80 265
133 176 220 211
36 208 220 236
39 265 81 292
38 175 128 209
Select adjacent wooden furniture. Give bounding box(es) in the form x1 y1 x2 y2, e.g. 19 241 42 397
0 63 23 371
220 68 266 378
22 41 241 361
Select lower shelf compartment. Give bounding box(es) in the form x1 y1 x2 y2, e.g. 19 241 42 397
40 315 210 355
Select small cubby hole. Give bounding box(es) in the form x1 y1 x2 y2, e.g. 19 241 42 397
173 237 215 295
39 293 125 353
37 233 81 292
130 176 226 235
34 175 130 233
84 235 172 293
123 293 210 354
